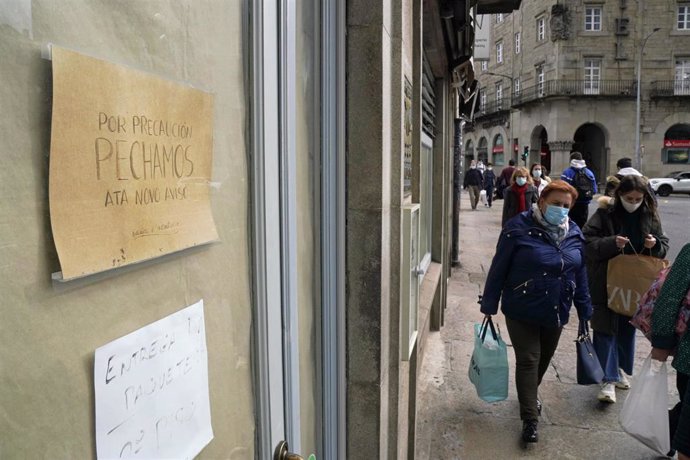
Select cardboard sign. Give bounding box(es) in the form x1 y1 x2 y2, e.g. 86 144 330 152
49 46 218 280
94 300 213 459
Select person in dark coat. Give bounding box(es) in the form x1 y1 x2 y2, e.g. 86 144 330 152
502 167 539 227
496 159 516 199
651 243 690 460
481 180 593 444
483 162 497 208
582 175 668 404
463 160 484 210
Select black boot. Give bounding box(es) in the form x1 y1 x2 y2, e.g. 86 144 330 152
522 420 538 443
537 398 542 416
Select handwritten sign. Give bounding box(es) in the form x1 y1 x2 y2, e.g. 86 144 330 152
49 46 219 280
94 300 213 459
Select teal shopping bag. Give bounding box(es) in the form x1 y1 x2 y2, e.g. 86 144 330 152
468 316 509 402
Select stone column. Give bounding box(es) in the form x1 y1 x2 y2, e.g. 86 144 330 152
548 140 574 178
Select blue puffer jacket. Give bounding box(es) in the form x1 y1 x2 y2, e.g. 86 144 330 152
480 209 593 327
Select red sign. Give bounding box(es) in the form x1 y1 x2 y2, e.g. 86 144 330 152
664 139 690 148
492 146 504 153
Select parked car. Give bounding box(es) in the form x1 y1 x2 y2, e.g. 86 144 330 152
649 171 690 196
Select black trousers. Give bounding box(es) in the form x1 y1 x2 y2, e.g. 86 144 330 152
485 186 494 206
671 372 690 455
505 317 563 421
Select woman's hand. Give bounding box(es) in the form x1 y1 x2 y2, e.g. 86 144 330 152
651 347 670 362
644 234 657 249
615 235 629 249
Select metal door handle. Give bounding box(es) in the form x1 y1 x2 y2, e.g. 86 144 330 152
274 441 304 460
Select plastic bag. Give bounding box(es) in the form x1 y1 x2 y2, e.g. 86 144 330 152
479 189 488 205
468 317 509 402
619 354 670 455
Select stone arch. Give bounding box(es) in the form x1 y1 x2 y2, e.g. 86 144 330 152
477 136 489 166
529 125 551 173
492 133 505 166
573 123 608 182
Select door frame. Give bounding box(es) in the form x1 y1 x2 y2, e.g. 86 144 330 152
250 0 345 458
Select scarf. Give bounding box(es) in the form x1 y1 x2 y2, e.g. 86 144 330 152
512 183 528 213
531 203 569 245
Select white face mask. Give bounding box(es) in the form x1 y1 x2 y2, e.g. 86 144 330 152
488 167 493 171
621 199 643 213
470 165 477 169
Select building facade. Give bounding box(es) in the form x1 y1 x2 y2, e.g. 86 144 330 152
464 0 690 182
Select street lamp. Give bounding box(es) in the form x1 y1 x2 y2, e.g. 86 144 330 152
483 71 515 163
635 27 660 170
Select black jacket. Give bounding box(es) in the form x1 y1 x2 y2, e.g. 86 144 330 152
483 170 496 189
463 168 484 188
501 185 539 227
582 198 668 335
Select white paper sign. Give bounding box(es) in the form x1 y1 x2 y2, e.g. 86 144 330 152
94 300 213 459
473 13 490 61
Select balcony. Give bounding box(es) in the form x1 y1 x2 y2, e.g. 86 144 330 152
650 80 690 98
474 93 510 120
511 79 637 107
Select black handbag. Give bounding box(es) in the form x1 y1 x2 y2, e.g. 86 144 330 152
576 320 605 385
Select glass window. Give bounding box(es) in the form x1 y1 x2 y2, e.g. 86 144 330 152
496 41 503 63
514 77 520 96
679 4 690 30
495 82 503 109
585 6 602 31
496 13 504 23
536 66 545 97
537 16 546 41
419 135 433 272
480 91 487 113
675 58 690 94
515 32 521 54
584 58 601 94
493 134 505 166
481 60 488 71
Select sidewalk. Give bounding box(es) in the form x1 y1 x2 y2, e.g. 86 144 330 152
415 191 679 459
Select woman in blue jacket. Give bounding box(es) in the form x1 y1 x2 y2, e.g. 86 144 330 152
480 180 593 444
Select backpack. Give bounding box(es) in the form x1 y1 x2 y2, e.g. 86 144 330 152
573 169 594 200
630 266 690 340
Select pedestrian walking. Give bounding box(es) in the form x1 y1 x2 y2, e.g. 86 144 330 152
501 167 538 227
484 163 496 208
464 160 484 210
615 157 656 201
480 180 593 444
560 152 597 228
603 175 621 198
582 175 668 404
651 242 690 460
530 163 550 196
496 159 516 199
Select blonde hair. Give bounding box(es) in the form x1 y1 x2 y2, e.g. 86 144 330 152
511 167 533 185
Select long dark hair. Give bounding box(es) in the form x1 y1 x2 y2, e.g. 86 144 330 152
613 175 659 223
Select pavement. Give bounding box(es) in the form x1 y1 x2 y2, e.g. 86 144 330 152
415 192 681 460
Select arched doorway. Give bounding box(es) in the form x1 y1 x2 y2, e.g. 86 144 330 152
662 123 690 165
530 126 551 174
477 137 488 166
573 123 607 183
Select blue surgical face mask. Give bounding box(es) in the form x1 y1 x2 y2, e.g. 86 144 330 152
532 169 542 178
516 177 527 186
544 204 569 225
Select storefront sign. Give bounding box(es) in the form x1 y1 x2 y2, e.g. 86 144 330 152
473 14 490 61
492 146 504 153
49 46 218 280
664 139 690 148
94 300 213 459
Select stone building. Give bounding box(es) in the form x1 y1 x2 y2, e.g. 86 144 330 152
463 0 690 182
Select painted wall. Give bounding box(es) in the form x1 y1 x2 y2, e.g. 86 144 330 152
0 1 255 457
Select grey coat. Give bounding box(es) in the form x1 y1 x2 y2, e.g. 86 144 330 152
582 199 668 335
